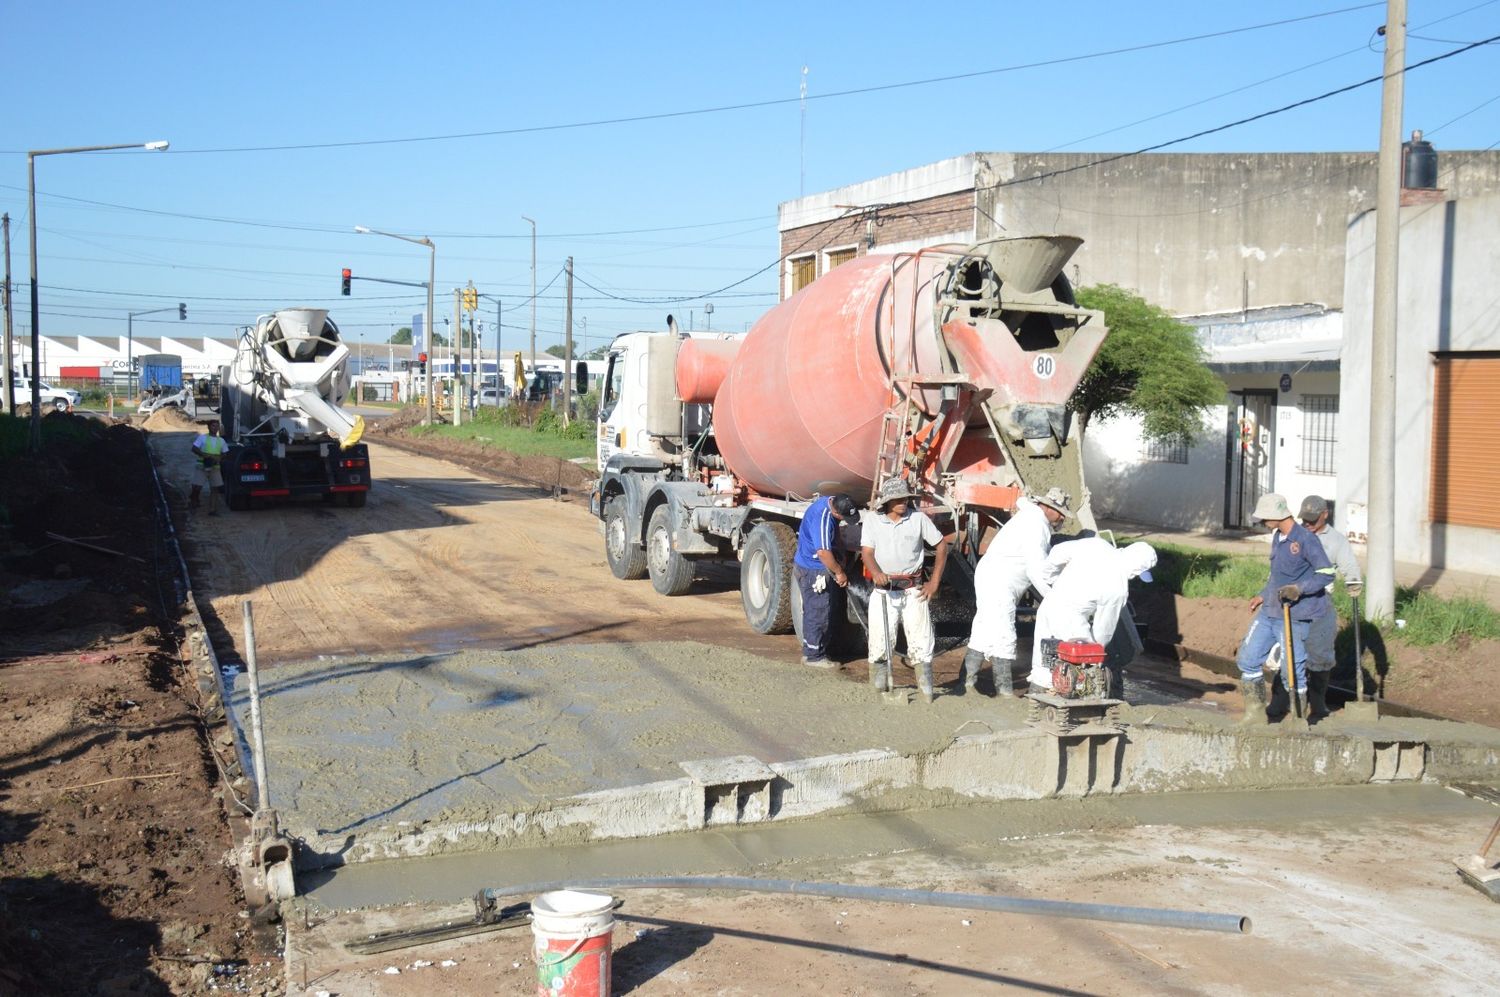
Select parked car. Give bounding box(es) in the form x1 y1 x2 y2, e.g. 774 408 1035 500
11 377 81 412
478 386 510 406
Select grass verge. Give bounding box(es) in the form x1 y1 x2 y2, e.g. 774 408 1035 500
410 421 595 461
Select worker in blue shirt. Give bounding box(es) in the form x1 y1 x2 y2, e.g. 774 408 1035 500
1235 493 1335 724
794 493 859 668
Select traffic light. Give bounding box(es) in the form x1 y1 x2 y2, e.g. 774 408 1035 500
341 269 352 296
417 351 428 373
462 286 478 311
178 302 186 321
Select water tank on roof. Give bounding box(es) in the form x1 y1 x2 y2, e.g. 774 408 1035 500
1402 129 1438 189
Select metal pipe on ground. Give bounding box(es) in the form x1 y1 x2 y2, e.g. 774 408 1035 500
478 876 1251 935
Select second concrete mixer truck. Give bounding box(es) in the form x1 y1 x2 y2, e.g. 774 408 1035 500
590 235 1109 642
218 308 371 510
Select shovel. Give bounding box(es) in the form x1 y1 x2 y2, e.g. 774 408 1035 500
1280 596 1303 721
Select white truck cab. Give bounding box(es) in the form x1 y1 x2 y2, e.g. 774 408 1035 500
12 377 81 412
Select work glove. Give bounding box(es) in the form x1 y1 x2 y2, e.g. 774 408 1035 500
812 574 828 594
1346 582 1364 599
1278 584 1301 603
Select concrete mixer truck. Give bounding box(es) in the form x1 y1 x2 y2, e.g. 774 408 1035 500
218 308 371 510
590 235 1108 643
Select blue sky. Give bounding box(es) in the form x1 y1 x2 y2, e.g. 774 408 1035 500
5 1 1498 355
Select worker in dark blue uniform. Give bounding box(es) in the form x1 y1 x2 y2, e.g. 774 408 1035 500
794 493 859 668
1235 493 1335 723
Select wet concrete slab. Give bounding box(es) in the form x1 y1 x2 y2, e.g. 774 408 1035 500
286 786 1500 996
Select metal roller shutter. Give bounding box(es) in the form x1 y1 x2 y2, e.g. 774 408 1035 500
1430 354 1500 529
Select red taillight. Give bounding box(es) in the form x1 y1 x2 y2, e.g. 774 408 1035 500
241 460 266 472
339 458 367 469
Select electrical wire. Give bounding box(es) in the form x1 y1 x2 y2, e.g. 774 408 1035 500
0 4 1379 156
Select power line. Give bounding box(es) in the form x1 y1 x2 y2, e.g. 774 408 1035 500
2 4 1381 157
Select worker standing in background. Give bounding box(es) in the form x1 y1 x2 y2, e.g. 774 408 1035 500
861 478 951 702
190 419 228 516
794 492 859 669
1299 495 1361 722
1234 493 1334 724
1029 539 1157 693
960 488 1071 697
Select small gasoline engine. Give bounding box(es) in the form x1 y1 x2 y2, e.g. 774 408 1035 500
1040 637 1109 700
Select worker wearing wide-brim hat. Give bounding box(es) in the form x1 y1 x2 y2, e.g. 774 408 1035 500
860 477 951 702
961 487 1071 698
1234 492 1334 725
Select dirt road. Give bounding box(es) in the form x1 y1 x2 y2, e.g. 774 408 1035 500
148 417 770 668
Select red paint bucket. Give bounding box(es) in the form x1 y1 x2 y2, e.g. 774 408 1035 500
531 890 614 996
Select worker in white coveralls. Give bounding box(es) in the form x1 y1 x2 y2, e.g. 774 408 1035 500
860 477 951 702
1029 539 1158 693
1298 494 1361 722
959 487 1072 697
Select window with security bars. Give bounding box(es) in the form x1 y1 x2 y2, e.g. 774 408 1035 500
789 255 816 294
1300 394 1338 475
1140 436 1188 463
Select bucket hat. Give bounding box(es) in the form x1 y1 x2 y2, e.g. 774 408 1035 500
1033 486 1072 518
1251 492 1293 523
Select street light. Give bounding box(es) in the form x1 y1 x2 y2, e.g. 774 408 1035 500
356 225 436 426
127 304 183 400
28 140 169 449
522 215 536 379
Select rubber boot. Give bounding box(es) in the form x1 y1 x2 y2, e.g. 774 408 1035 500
1239 678 1269 725
869 659 891 693
1266 674 1291 721
916 660 935 703
957 649 984 696
992 658 1014 697
1306 671 1331 723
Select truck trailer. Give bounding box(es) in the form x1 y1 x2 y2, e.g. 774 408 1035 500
218 308 370 510
591 235 1111 645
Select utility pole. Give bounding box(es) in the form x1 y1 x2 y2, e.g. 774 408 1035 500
1366 0 1405 623
494 298 502 395
2 213 12 415
522 215 536 381
564 256 574 427
452 289 463 427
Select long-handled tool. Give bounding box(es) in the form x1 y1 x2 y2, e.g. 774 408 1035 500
1455 811 1500 903
1280 596 1303 721
1351 594 1363 703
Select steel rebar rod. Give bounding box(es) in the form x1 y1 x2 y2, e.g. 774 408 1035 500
479 876 1251 935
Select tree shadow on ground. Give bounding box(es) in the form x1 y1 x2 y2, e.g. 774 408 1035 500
0 873 167 995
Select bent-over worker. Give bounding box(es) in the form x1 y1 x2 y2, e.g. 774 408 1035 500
190 420 228 517
794 492 859 668
861 477 950 702
1234 493 1333 724
1029 539 1157 693
961 487 1071 697
1299 494 1361 721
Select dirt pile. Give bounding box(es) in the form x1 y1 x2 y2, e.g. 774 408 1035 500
0 413 275 994
365 404 443 434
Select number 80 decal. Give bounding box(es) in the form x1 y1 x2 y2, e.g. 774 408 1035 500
1033 354 1056 380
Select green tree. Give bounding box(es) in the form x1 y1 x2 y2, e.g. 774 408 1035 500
388 327 413 345
1071 284 1224 446
583 345 610 361
545 344 575 360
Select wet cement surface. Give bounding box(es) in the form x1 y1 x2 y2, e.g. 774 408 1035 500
230 640 1046 838
301 783 1489 909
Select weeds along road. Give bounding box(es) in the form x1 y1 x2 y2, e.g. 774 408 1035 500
146 425 770 669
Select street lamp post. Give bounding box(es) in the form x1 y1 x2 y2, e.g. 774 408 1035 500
28 140 169 449
355 226 436 426
127 304 181 401
522 215 536 381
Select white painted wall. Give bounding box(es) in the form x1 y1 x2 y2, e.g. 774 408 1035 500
1338 194 1500 572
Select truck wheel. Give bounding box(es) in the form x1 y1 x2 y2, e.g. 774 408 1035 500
52 398 68 413
646 505 694 596
345 490 367 508
604 497 647 580
741 521 795 634
227 491 250 513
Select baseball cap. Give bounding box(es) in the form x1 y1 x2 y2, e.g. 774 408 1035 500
1298 495 1328 522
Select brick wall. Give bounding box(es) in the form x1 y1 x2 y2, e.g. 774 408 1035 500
778 189 975 297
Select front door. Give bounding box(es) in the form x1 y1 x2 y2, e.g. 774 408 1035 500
1225 390 1276 529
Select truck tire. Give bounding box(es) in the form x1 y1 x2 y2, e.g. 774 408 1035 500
646 505 694 596
741 521 796 635
52 398 68 413
344 490 367 508
604 497 647 580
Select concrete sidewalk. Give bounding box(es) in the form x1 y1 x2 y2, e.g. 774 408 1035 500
1099 517 1500 608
